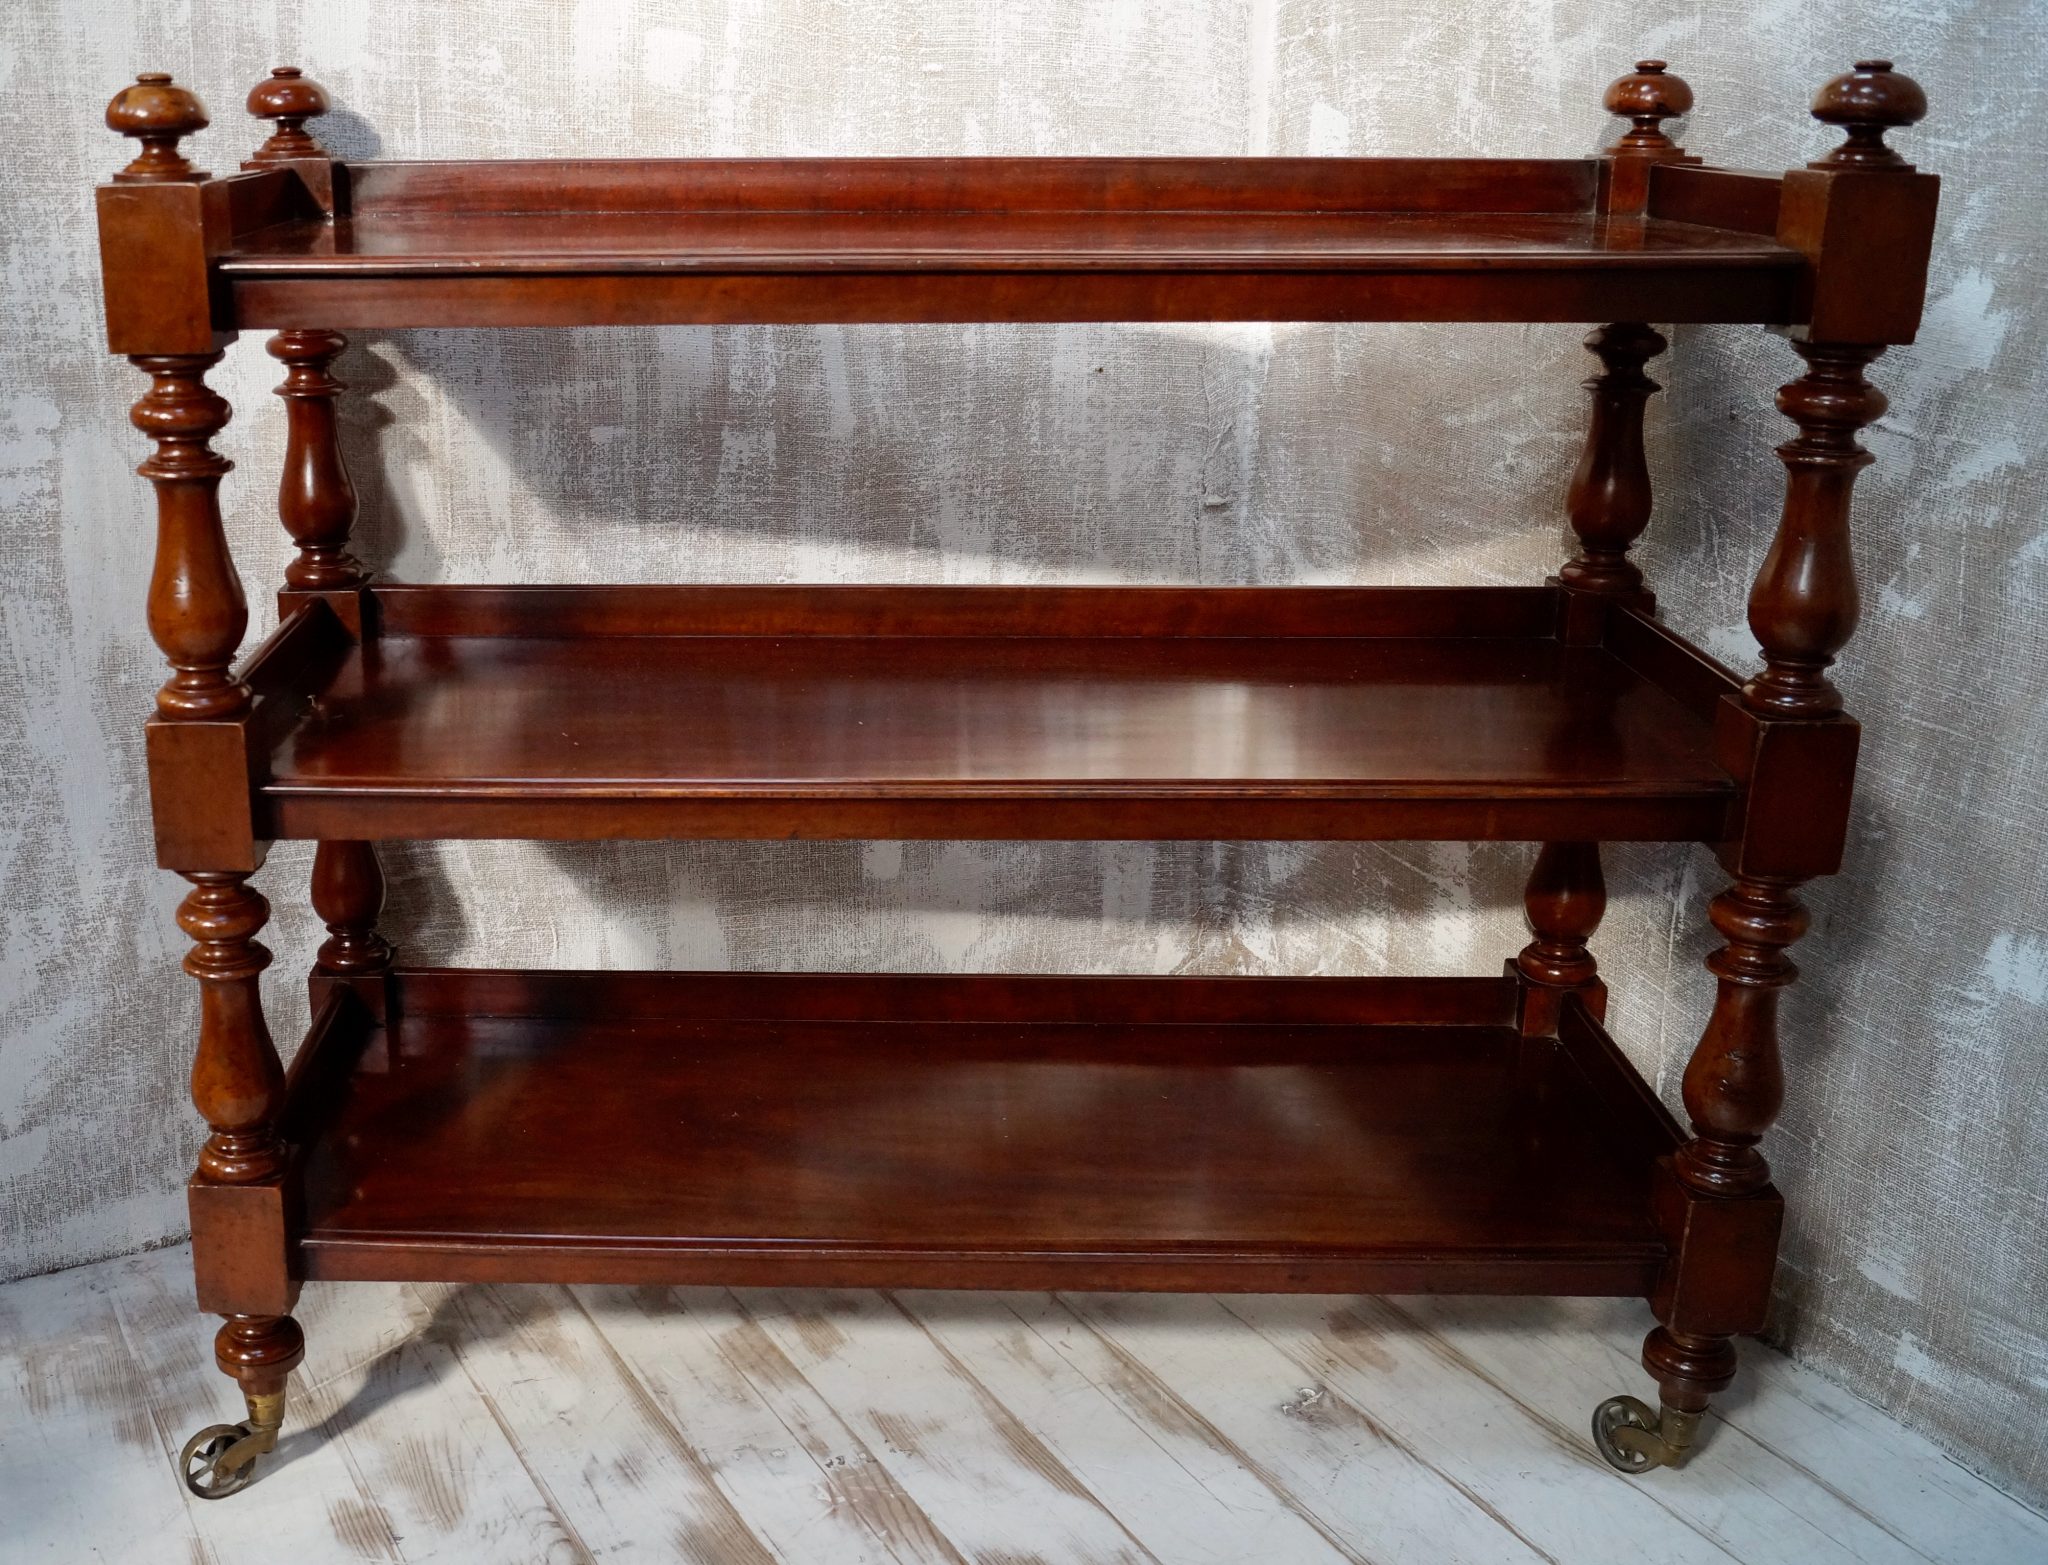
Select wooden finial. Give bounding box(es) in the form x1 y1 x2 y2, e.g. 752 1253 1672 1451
246 65 331 161
106 72 209 182
1810 59 1926 170
1603 60 1693 153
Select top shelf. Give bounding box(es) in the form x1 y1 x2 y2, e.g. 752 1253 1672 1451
202 157 1809 329
207 155 1802 327
97 61 1942 346
219 208 1797 279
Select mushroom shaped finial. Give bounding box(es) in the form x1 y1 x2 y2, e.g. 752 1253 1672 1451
1603 60 1694 153
246 66 331 161
1810 60 1926 170
106 72 210 182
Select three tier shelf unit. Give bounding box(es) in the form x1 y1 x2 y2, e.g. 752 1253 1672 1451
94 57 1937 1496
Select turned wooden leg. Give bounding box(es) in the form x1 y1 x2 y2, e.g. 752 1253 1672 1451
1596 334 1885 1475
175 871 305 1496
312 840 393 975
1515 841 1606 1035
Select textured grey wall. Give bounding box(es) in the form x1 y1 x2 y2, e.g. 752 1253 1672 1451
3 0 2044 1507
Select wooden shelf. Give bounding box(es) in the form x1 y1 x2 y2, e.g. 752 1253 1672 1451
220 210 1799 277
202 156 1806 328
244 584 1741 844
288 968 1681 1294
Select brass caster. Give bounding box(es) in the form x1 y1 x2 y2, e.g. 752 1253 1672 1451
179 1385 286 1499
1591 1394 1702 1474
179 1421 267 1499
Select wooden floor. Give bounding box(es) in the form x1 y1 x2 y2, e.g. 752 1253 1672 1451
3 1246 2041 1564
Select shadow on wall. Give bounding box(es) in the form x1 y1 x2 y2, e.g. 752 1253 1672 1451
321 300 1716 980
346 312 1590 584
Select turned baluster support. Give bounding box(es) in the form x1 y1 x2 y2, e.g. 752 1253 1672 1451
1561 324 1665 604
1657 329 1888 1224
115 67 342 1502
313 841 394 975
133 354 247 721
179 873 284 1185
1618 350 1868 1457
270 329 367 590
1743 341 1885 718
1590 60 1930 1478
1676 877 1806 1195
1516 842 1606 1035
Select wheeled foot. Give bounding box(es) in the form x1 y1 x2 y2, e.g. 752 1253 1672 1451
179 1388 286 1498
1594 1325 1734 1474
178 1314 303 1499
1591 1393 1703 1473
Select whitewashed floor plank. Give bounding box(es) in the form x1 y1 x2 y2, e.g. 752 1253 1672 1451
287 1276 589 1562
1047 1290 1560 1565
0 1258 207 1564
1390 1294 2048 1565
1214 1291 1835 1565
735 1286 1162 1565
6 1251 2043 1565
101 1247 414 1565
442 1280 878 1565
577 1283 971 1565
1728 1338 2048 1565
897 1289 1358 1565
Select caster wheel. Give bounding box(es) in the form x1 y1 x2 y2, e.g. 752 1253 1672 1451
1592 1393 1702 1474
180 1421 261 1499
1592 1394 1662 1474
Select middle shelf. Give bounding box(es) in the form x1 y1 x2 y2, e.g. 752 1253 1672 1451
229 582 1743 845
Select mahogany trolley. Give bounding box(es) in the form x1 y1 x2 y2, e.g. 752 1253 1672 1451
92 58 1937 1495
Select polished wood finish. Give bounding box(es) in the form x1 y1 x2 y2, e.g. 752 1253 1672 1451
309 841 391 975
1517 842 1608 1035
213 1313 303 1401
1809 60 1927 171
1604 61 1694 155
254 584 1736 846
1638 73 1932 1418
1561 322 1666 601
267 329 365 589
105 72 210 184
177 873 283 1185
1599 61 1698 216
1678 878 1808 1198
90 57 1939 1479
220 209 1799 274
1648 164 1783 234
291 968 1669 1294
218 210 1804 329
243 67 329 163
132 353 247 721
1745 341 1883 719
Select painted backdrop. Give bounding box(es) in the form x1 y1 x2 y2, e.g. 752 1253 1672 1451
2 0 2043 1507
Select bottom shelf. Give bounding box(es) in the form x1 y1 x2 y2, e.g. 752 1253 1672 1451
285 969 1683 1295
